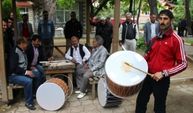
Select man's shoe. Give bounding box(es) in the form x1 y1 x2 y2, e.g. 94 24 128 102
77 92 86 99
75 90 81 94
25 103 36 110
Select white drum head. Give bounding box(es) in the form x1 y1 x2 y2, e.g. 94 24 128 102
105 51 148 87
36 83 65 111
97 78 107 107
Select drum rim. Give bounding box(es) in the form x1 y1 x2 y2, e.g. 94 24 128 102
98 77 123 107
106 77 143 98
105 51 147 86
97 78 108 106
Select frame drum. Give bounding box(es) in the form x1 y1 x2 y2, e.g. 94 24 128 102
36 75 72 111
98 78 122 107
105 51 148 98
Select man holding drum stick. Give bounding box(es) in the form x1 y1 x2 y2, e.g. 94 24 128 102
135 10 187 113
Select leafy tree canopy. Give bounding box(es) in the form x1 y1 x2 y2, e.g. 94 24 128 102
56 0 75 10
2 0 20 20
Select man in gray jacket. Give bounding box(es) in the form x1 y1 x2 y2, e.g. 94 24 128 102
8 39 42 110
144 13 159 47
77 35 109 99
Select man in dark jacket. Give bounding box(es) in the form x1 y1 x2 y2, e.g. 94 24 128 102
26 34 46 92
120 12 137 51
64 11 83 50
90 17 113 53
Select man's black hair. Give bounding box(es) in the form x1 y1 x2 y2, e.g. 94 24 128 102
159 9 174 19
22 14 28 18
31 34 40 41
43 10 48 15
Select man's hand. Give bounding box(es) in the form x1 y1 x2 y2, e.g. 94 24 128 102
82 61 86 65
30 66 36 70
48 56 54 61
71 58 77 64
26 70 35 78
152 72 164 82
83 63 89 69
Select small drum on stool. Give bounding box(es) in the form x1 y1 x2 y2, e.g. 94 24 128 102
98 77 122 107
36 75 73 111
105 51 148 98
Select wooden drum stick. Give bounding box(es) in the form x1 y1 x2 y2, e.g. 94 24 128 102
124 62 154 77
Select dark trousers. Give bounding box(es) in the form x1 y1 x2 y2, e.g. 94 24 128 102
135 76 170 113
42 39 54 60
103 40 112 53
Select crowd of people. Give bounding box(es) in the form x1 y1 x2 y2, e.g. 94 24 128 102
3 10 55 110
2 9 188 113
63 10 187 113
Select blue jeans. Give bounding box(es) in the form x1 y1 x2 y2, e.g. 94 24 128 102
9 74 33 104
32 65 46 92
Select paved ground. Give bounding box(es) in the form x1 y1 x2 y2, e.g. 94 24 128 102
0 79 193 113
0 38 193 113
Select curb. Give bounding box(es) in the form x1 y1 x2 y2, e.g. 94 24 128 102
187 55 193 64
185 42 193 46
171 55 193 84
171 77 193 84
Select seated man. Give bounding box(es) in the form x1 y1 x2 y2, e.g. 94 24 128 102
77 35 109 99
65 35 91 90
8 38 42 110
26 34 46 92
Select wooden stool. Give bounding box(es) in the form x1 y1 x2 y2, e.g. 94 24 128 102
89 76 99 99
7 84 24 100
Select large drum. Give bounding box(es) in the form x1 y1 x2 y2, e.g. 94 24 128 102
98 77 122 107
36 75 73 111
105 51 148 98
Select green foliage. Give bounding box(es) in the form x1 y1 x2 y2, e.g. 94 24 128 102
97 2 114 17
56 0 75 10
172 0 193 29
97 0 144 17
184 38 193 44
173 1 185 27
136 37 147 51
2 0 12 19
140 0 149 14
2 0 21 20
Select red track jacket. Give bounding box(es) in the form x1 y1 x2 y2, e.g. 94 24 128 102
145 27 188 77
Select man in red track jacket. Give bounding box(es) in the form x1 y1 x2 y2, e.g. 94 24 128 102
135 10 188 113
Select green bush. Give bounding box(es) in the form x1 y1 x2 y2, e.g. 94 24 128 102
136 37 147 51
184 38 193 44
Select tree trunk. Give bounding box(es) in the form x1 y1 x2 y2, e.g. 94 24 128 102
137 0 142 27
184 0 192 35
129 0 133 13
147 0 158 15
